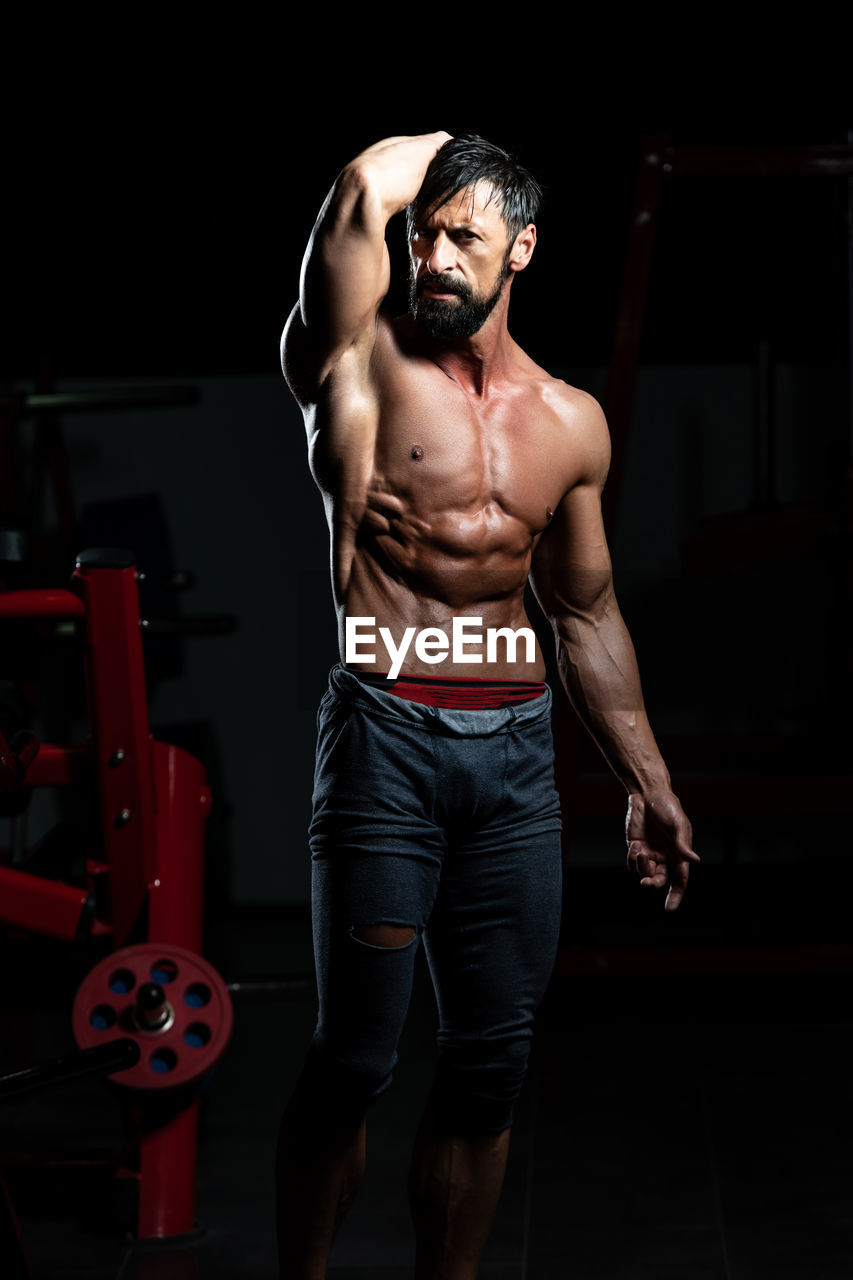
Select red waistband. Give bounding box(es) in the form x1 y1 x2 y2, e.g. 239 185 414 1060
349 669 547 709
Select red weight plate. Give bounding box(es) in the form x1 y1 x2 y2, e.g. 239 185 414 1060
73 943 233 1091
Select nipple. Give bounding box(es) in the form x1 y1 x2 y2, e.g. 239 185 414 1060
546 507 553 522
411 445 424 461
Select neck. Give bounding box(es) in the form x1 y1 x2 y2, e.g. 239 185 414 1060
415 291 516 397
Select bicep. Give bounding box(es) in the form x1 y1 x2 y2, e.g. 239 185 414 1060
529 482 614 627
292 166 391 393
529 392 615 620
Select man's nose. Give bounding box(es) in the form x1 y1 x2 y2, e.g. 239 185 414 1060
426 231 456 276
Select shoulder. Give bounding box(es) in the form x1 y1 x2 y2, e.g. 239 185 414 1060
525 362 611 489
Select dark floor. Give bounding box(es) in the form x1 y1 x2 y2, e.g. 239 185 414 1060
3 888 853 1279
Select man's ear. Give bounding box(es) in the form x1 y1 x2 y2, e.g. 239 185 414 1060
508 223 536 274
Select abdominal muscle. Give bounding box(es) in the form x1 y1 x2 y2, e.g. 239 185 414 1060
336 518 548 681
317 344 562 681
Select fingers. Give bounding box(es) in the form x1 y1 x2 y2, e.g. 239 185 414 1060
676 837 701 865
664 858 692 912
628 846 667 888
625 839 645 874
640 867 669 891
664 883 685 912
668 817 700 866
626 841 660 878
627 838 694 910
625 792 698 910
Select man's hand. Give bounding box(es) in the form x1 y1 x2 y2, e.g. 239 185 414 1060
625 789 698 912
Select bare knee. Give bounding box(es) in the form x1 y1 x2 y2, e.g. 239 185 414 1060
350 923 416 949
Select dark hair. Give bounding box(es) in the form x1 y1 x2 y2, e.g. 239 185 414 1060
406 134 542 243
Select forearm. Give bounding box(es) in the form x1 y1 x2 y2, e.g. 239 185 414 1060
342 131 452 223
554 594 670 796
294 132 449 368
299 133 449 328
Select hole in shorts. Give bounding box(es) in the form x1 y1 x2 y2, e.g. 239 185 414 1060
350 923 416 950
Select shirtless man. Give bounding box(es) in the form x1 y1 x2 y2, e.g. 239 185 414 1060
277 132 697 1278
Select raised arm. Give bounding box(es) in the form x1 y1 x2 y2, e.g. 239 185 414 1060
281 132 452 402
529 398 698 910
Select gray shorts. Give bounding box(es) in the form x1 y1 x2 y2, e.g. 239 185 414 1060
306 663 564 1132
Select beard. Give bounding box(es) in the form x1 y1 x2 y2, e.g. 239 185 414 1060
409 255 510 340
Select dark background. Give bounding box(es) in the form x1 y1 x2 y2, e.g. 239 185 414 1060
2 38 853 1277
6 104 850 379
2 37 851 910
4 61 852 883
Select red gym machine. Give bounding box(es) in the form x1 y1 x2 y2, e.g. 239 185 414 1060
0 387 234 1249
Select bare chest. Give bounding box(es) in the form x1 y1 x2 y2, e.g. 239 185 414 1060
364 363 571 555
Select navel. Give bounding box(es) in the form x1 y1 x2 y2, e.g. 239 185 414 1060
411 444 424 462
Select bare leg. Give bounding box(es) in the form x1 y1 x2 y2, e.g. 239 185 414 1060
408 1100 511 1280
276 925 415 1278
275 1098 366 1279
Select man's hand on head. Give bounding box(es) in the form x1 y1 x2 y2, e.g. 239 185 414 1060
625 789 698 912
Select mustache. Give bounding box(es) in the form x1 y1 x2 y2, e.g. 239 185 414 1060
416 272 470 299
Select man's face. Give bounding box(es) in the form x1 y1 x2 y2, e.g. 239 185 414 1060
408 184 515 340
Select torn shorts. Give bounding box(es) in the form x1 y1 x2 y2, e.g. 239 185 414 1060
305 663 564 1134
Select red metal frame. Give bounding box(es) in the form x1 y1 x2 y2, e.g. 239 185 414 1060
0 555 212 1239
